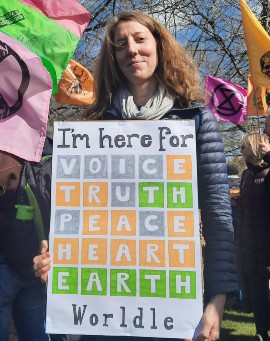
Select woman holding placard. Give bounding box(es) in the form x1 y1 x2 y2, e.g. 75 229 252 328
34 10 239 341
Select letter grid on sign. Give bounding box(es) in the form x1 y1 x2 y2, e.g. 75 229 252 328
46 121 203 339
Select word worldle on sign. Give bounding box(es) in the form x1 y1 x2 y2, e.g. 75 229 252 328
46 120 203 339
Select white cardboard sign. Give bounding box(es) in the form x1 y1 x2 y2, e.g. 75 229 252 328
46 120 203 339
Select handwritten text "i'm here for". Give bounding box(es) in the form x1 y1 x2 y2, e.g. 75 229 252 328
57 127 194 152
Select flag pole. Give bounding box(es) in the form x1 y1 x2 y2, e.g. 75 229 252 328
253 86 261 134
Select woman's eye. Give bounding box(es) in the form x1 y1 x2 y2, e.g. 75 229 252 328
137 37 146 42
115 42 126 50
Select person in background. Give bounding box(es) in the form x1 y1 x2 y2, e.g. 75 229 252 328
34 10 239 341
0 134 70 341
0 149 49 341
236 132 270 341
258 112 270 163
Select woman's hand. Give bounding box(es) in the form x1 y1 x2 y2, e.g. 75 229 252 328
193 293 226 341
33 240 51 283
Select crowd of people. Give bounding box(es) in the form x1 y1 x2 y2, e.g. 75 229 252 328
0 8 270 341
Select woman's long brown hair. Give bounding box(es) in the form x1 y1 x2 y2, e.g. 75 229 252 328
83 10 204 120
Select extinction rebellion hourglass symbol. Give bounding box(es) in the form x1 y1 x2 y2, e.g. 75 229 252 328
211 83 245 118
0 40 30 120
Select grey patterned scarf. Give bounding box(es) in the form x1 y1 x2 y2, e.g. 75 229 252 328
113 86 175 120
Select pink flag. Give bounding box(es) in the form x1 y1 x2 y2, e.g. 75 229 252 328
0 32 52 162
205 75 247 124
20 0 90 38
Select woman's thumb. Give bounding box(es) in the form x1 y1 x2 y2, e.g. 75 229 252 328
40 240 48 254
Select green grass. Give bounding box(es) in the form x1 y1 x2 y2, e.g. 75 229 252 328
220 309 256 340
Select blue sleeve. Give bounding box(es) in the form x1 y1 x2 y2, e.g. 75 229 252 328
196 106 239 300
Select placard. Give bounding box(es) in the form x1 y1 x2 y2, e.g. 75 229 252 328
46 120 203 339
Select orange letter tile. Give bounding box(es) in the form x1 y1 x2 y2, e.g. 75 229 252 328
83 182 108 207
167 211 194 237
168 241 195 268
81 238 107 265
167 155 192 180
110 239 136 266
56 182 80 207
83 210 108 235
54 238 79 264
139 240 165 267
111 210 136 236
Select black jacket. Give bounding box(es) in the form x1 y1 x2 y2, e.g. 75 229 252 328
0 138 52 254
0 151 23 253
237 162 270 278
103 102 239 300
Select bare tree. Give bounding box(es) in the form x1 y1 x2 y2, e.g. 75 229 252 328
50 0 268 162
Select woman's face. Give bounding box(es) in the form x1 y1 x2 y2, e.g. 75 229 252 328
113 20 158 87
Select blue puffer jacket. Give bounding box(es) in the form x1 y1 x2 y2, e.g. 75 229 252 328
103 102 239 301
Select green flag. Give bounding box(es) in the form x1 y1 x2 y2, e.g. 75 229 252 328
0 0 80 94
